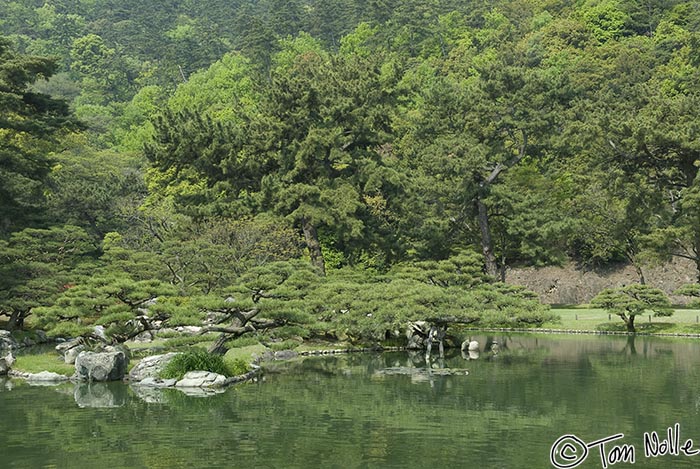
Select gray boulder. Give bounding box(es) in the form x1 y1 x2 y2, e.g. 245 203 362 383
56 338 82 354
128 352 179 382
0 352 15 375
461 340 480 352
64 345 85 364
75 350 128 382
0 331 18 352
406 334 425 350
175 371 226 388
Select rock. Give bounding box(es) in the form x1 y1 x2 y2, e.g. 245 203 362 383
22 337 36 347
175 370 226 388
155 327 177 337
74 382 127 408
26 371 70 384
102 344 132 361
64 345 85 364
405 321 430 350
128 352 179 382
175 326 202 335
461 340 479 352
93 325 108 342
74 351 128 382
0 331 19 352
273 349 298 360
0 352 15 375
56 338 82 355
131 331 154 342
34 330 48 343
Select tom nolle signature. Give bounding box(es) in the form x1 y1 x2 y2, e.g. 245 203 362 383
550 423 699 468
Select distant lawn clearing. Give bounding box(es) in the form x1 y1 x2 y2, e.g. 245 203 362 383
543 307 700 334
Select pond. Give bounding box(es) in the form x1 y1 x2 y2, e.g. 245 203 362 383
2 334 700 468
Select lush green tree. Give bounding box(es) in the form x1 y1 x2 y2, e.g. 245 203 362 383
311 251 554 342
191 260 323 355
396 17 573 275
147 41 404 274
0 225 95 330
591 284 672 332
0 36 78 233
44 145 147 239
675 283 700 307
34 274 179 343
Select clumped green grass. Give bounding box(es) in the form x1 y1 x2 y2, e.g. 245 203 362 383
13 352 74 376
159 350 249 379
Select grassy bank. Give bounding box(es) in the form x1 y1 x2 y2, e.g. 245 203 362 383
12 352 75 375
543 307 700 334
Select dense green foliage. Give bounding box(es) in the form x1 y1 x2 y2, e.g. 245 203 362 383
2 1 699 345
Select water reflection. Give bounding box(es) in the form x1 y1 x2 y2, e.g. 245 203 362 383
74 382 127 408
3 334 700 469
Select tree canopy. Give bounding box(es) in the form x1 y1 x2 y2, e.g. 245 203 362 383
1 0 699 346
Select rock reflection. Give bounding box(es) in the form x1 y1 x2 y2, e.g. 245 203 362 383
74 382 127 408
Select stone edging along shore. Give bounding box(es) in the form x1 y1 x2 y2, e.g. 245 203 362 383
298 329 700 357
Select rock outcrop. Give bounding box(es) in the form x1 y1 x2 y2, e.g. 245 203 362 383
0 331 18 352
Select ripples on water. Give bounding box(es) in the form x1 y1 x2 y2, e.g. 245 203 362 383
2 334 700 468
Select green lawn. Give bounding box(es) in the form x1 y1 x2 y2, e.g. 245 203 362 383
12 352 75 376
543 307 700 334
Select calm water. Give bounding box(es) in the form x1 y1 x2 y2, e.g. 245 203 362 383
2 334 700 469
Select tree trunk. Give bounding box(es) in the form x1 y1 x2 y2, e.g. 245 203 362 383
634 264 646 285
301 217 326 275
694 230 700 283
476 198 498 278
625 315 636 333
625 250 646 285
208 333 230 356
7 310 27 331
